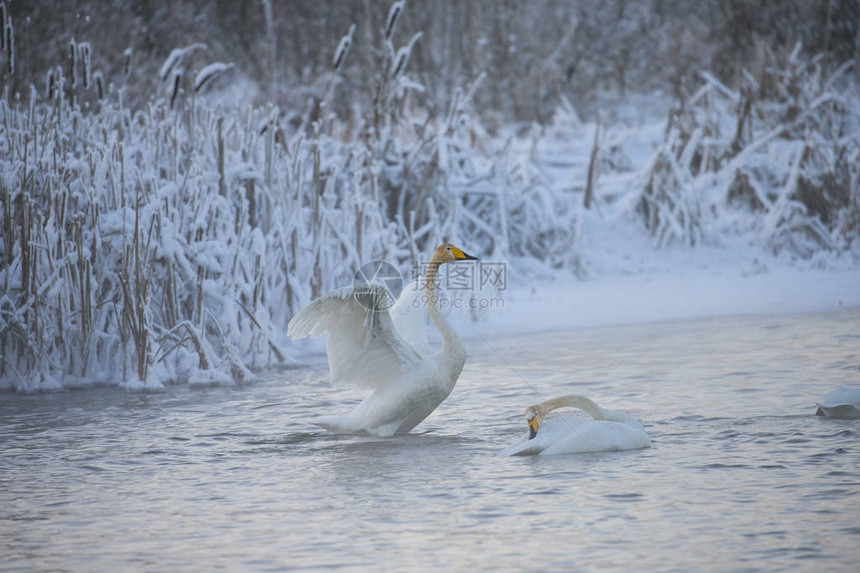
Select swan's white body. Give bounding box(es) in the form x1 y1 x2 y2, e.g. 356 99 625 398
287 244 476 436
815 387 860 419
502 395 651 456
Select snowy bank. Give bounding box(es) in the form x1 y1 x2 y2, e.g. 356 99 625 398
481 262 860 338
447 207 860 341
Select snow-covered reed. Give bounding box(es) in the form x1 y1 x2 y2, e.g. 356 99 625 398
0 9 560 392
639 47 860 254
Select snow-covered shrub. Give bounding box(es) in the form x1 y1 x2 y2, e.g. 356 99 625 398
638 46 860 255
639 122 705 248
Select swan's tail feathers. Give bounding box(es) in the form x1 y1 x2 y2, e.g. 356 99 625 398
312 414 353 434
312 415 406 437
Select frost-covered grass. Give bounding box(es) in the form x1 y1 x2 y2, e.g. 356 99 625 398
1 16 858 393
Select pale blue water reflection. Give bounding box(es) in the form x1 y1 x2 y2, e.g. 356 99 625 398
2 310 859 572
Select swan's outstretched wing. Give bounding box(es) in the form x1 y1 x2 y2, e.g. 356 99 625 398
389 280 435 357
287 284 421 390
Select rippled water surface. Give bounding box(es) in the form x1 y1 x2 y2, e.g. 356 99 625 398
2 310 860 572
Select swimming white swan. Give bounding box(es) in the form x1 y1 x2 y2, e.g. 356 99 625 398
501 395 651 456
287 243 478 436
815 387 860 419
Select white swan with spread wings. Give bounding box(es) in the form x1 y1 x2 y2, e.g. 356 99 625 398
287 243 478 436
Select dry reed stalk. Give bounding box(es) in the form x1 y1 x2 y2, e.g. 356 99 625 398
584 117 601 210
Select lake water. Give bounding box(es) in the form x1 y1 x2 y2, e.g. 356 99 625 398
2 310 859 572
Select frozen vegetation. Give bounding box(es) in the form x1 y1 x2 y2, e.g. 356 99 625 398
1 1 859 391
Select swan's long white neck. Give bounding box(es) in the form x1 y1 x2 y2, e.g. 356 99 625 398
536 395 607 421
425 262 464 355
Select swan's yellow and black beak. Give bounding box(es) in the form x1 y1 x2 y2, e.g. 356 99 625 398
527 418 539 440
451 247 478 261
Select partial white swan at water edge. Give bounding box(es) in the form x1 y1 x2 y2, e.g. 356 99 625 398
815 387 860 419
288 243 478 436
501 395 651 456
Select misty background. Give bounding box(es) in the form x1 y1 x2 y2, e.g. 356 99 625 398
8 1 859 120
